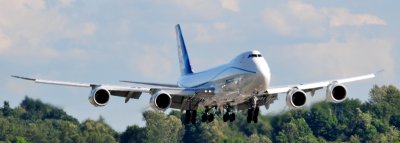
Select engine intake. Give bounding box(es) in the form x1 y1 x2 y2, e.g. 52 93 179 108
326 83 347 103
89 87 110 107
286 88 307 108
150 91 172 111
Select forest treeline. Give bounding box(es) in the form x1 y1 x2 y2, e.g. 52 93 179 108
1 85 400 143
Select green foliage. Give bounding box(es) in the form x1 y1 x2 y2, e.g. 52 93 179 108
306 102 340 141
367 85 400 122
119 125 145 143
143 111 184 143
276 118 319 143
19 97 78 123
14 136 28 143
248 134 272 143
80 119 118 143
2 85 400 143
0 97 117 143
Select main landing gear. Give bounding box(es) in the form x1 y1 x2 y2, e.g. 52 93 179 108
247 96 259 123
184 106 216 124
247 107 259 123
201 106 215 123
223 105 236 122
184 103 261 124
184 110 197 124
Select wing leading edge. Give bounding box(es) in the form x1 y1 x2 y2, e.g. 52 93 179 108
11 75 215 109
11 75 93 88
266 70 381 95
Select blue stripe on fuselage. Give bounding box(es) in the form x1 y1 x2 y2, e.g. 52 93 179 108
179 66 256 88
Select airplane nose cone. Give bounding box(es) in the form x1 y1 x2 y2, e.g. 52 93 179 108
256 59 271 90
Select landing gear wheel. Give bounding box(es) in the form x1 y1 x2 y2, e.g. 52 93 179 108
184 110 191 124
229 112 236 122
202 106 215 123
252 107 259 123
183 110 197 124
255 107 259 116
247 94 259 123
253 116 258 123
223 113 229 122
190 110 197 124
247 109 253 123
246 107 259 123
208 113 214 122
201 113 208 122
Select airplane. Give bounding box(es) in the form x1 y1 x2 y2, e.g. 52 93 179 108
12 24 378 124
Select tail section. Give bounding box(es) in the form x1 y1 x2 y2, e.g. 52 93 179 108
175 24 194 76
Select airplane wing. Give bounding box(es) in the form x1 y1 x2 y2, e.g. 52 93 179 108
11 75 212 109
266 71 380 95
119 80 180 88
237 70 381 111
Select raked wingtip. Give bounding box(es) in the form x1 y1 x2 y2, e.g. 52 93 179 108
11 75 35 81
375 69 384 75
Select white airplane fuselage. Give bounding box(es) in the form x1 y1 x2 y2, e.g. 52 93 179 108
178 50 271 107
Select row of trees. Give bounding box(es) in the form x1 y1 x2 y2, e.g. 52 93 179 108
1 85 400 143
0 98 118 143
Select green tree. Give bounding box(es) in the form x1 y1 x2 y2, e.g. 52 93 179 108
235 111 273 137
390 114 400 128
1 101 11 116
349 135 361 143
80 119 118 143
367 85 400 122
143 111 183 143
306 102 339 141
14 136 28 143
19 96 78 123
276 118 319 143
247 134 272 143
3 85 400 143
353 109 378 141
120 125 145 143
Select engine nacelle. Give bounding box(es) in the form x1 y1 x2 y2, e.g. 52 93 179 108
286 88 307 108
89 87 110 107
326 82 347 103
150 91 172 111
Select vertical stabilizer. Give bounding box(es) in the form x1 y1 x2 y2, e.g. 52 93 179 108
175 24 194 75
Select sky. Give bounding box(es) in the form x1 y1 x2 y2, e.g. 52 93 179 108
0 0 399 132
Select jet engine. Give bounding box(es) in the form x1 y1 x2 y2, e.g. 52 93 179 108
286 88 307 108
89 87 110 107
150 91 172 111
326 82 347 103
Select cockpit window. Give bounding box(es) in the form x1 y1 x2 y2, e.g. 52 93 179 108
248 54 258 58
248 54 262 58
